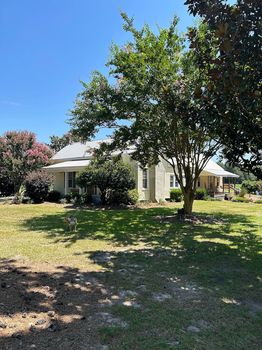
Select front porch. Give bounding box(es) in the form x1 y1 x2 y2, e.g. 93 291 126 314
200 167 239 197
43 160 91 195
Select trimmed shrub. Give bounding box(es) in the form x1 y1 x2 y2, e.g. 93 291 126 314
194 188 208 200
255 199 262 204
106 188 139 205
170 189 183 202
72 193 82 206
242 180 262 194
239 187 247 198
76 157 136 205
64 192 83 205
81 193 92 205
64 193 72 203
128 189 139 204
46 190 61 203
232 196 250 203
24 171 53 203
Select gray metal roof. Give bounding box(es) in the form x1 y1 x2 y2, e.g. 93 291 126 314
52 139 238 178
52 139 111 161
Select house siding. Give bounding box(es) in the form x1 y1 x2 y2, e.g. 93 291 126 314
45 142 237 201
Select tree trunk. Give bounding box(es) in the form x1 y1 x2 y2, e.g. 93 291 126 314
183 189 195 215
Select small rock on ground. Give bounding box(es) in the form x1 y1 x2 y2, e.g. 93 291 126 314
152 292 172 302
35 319 46 326
95 312 128 328
0 321 7 328
187 325 200 333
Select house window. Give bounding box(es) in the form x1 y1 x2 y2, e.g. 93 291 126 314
170 174 179 188
68 172 76 188
170 175 174 188
142 169 148 189
197 178 201 187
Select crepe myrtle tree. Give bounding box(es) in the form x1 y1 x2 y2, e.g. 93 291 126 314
70 15 222 214
185 0 262 178
0 131 52 192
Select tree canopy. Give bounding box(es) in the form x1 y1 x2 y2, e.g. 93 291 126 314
70 15 223 214
185 0 262 178
0 131 52 192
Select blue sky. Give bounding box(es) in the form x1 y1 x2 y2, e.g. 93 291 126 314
0 0 195 143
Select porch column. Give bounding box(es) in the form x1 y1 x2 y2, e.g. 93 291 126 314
64 172 69 195
223 177 225 193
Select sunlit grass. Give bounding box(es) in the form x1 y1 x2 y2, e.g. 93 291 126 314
0 200 261 349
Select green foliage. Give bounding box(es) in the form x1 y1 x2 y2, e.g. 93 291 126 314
194 188 208 200
186 0 262 178
12 185 27 204
239 187 247 198
107 188 139 205
81 192 92 205
0 170 14 196
64 193 73 203
46 190 61 203
64 192 82 205
71 193 82 206
255 200 262 204
70 15 222 214
170 189 183 202
128 189 139 204
242 180 262 194
218 162 257 183
207 197 222 202
233 197 250 203
24 171 53 203
49 132 82 153
76 158 136 204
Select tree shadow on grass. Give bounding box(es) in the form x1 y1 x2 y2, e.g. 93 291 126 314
1 235 261 350
22 207 261 261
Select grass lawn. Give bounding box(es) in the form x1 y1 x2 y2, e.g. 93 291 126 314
0 201 261 349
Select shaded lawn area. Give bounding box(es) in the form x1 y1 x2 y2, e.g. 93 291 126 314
0 201 261 349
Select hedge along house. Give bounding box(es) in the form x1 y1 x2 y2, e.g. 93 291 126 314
43 139 238 201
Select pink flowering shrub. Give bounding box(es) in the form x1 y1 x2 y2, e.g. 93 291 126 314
0 131 52 193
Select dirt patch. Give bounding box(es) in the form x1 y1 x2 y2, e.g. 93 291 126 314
0 259 118 350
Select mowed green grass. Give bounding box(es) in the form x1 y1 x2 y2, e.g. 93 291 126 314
0 201 261 349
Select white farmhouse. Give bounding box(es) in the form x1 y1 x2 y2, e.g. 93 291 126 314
44 140 238 201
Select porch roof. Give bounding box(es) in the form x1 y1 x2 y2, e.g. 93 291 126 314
43 160 90 172
201 169 239 177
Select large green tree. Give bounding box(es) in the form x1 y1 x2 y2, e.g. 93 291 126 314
70 15 222 214
185 0 262 178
